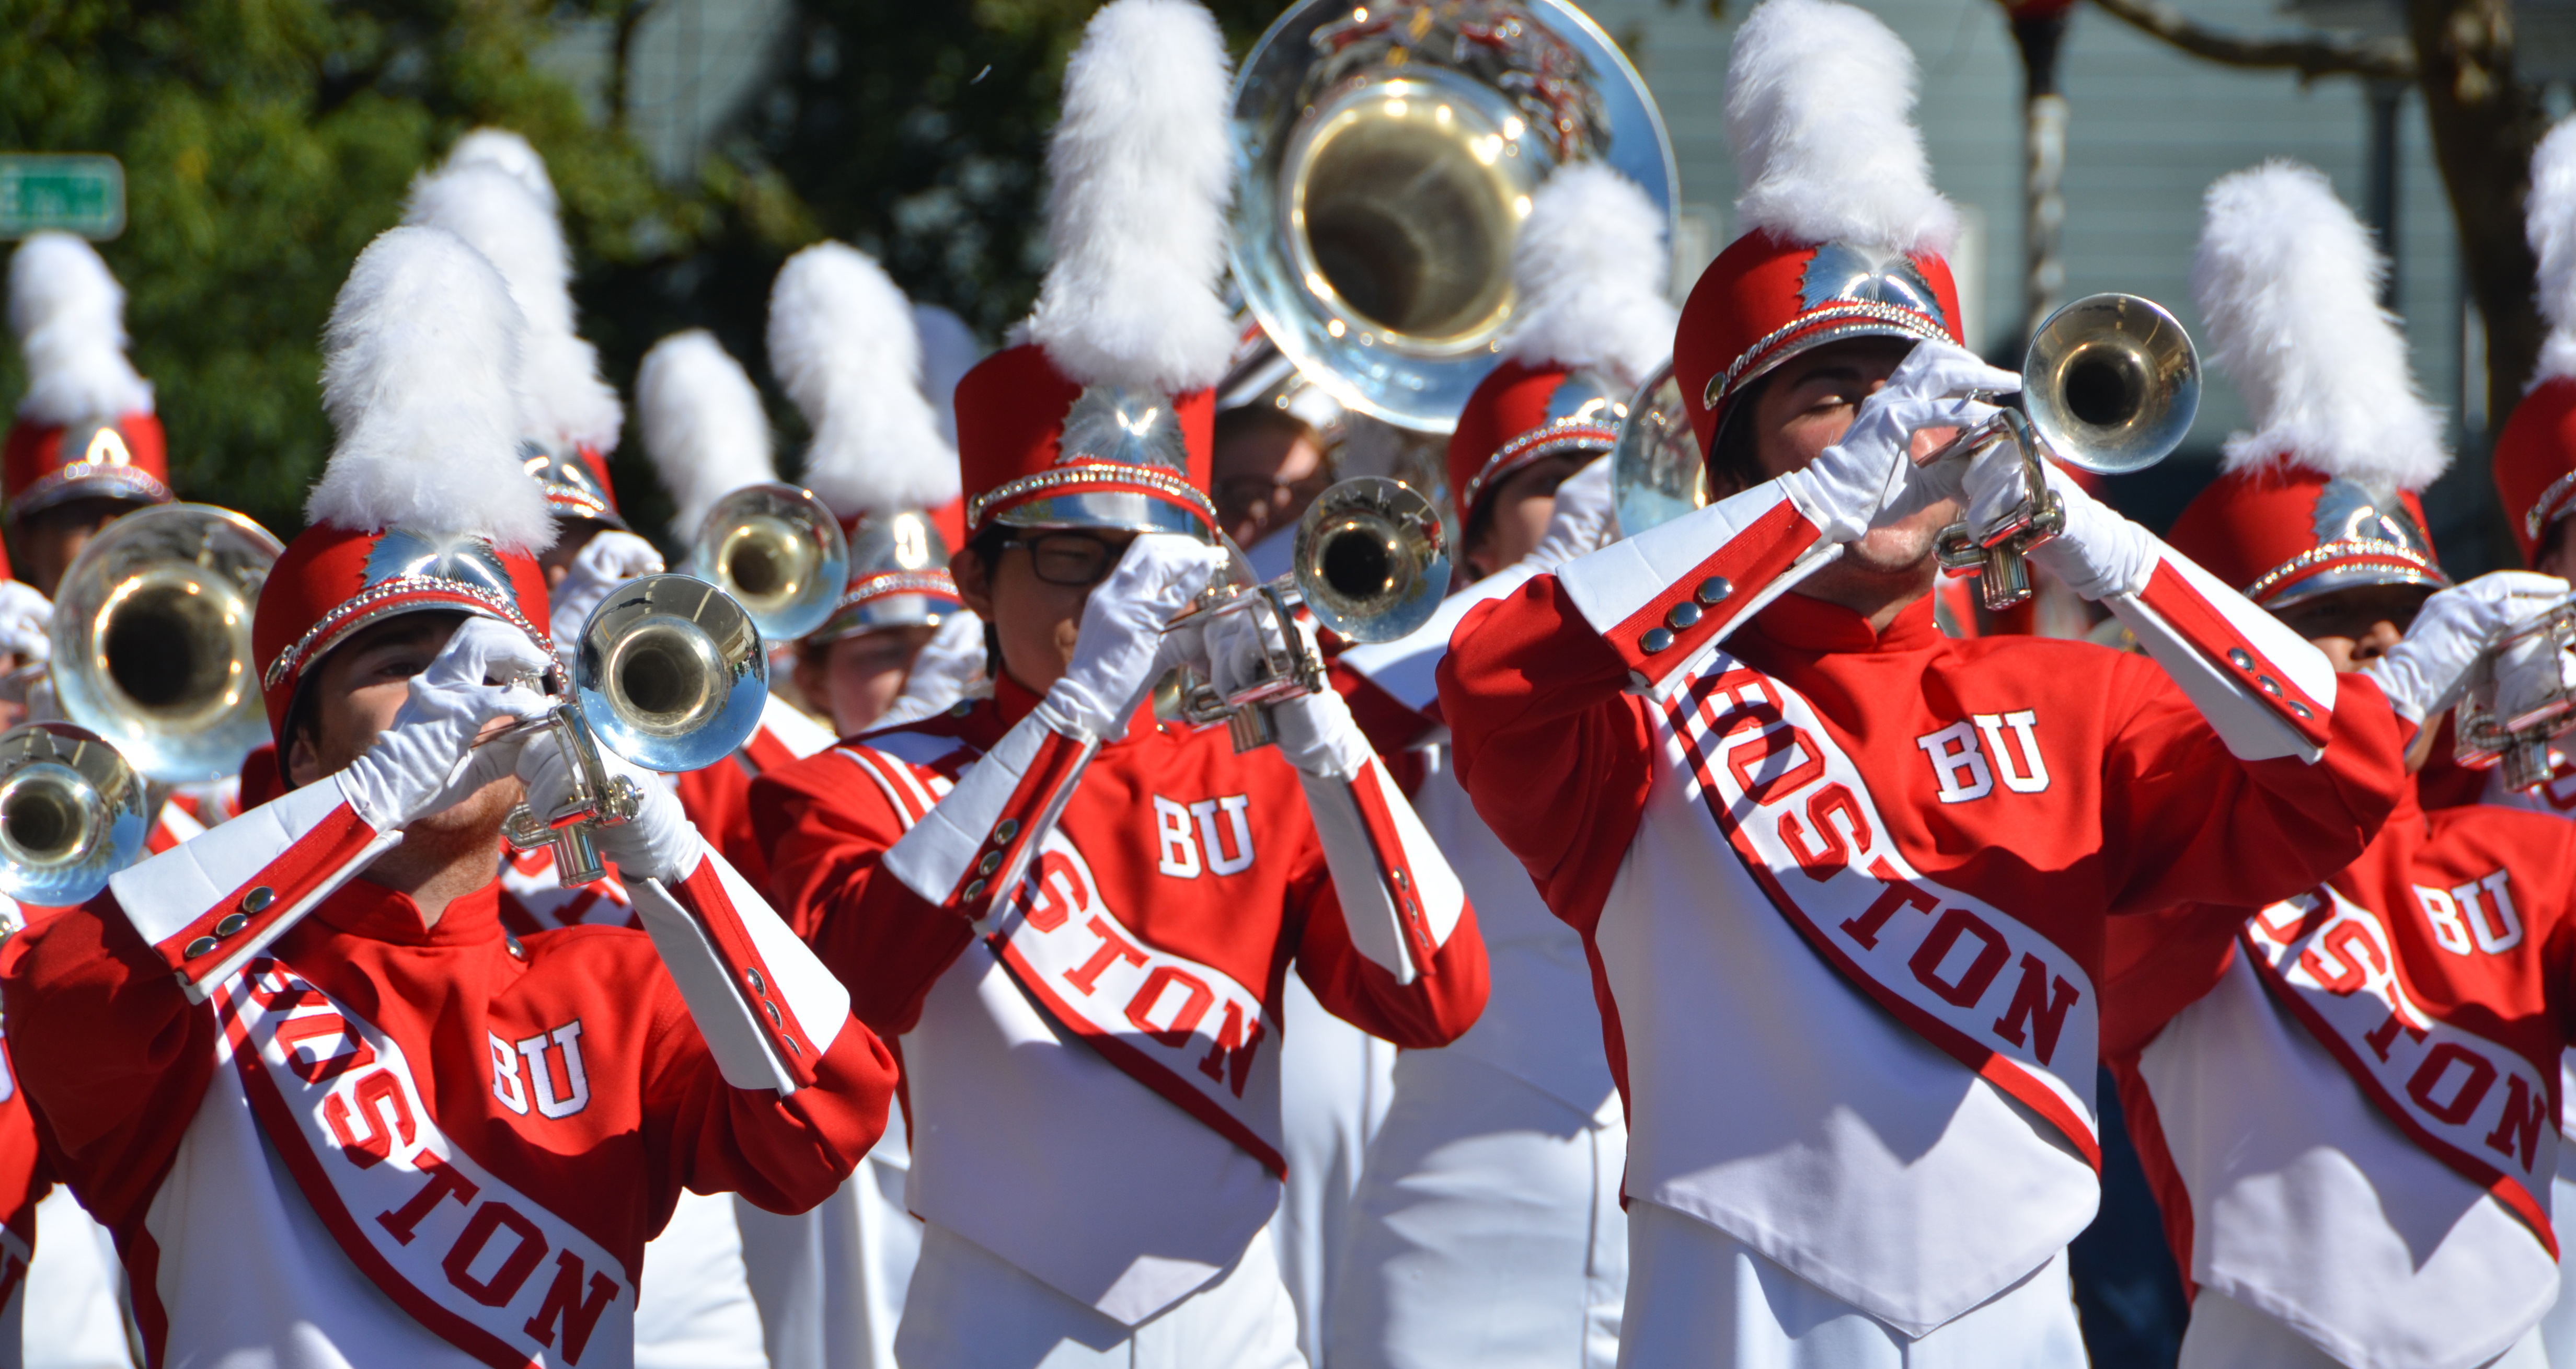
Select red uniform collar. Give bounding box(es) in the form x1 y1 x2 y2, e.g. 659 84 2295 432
306 876 504 948
1750 591 1943 654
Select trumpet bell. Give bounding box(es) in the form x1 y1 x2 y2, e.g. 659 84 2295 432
574 573 768 774
2023 293 2201 476
1610 364 1707 537
690 484 851 642
0 722 147 908
50 504 282 784
1293 476 1451 644
1232 0 1678 432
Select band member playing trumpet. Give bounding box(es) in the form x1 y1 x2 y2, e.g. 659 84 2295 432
2103 160 2576 1369
1 224 894 1369
1435 2 2406 1361
750 5 1486 1364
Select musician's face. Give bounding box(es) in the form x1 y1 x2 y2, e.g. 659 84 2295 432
1746 338 1963 582
14 496 145 600
2273 583 2431 673
794 625 938 737
284 612 523 836
952 529 1140 697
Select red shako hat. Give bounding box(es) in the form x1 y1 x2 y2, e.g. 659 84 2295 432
765 240 968 639
2165 162 2451 607
1673 0 1966 465
1447 162 1677 533
2495 120 2576 566
404 129 629 532
4 233 175 519
956 0 1235 543
255 225 557 749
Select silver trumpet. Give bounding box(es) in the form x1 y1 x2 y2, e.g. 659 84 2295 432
48 503 283 783
1166 477 1451 753
2453 595 2576 791
688 483 851 642
1930 293 2201 611
0 722 148 907
498 573 768 886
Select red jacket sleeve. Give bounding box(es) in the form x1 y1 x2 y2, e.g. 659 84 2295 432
750 751 976 1038
1434 574 1657 936
1283 823 1488 1049
0 897 217 1232
2096 661 2406 916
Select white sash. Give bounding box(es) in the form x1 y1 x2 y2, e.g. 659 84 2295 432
1659 654 2101 1165
2242 888 2559 1249
212 957 637 1367
986 831 1286 1174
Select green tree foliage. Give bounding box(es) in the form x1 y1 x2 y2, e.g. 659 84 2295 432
0 0 681 539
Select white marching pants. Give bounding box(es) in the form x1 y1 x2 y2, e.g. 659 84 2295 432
1328 1049 1626 1368
892 1220 1306 1369
1617 1202 2087 1368
734 1102 922 1369
2544 1133 2576 1368
635 1188 767 1368
2183 1284 2545 1368
1271 972 1396 1366
22 1190 130 1369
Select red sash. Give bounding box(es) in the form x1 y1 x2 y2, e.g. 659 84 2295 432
212 959 634 1368
2242 889 2559 1251
1661 653 2102 1167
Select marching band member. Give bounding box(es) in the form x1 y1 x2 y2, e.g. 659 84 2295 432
1327 158 1672 1369
0 223 894 1369
2107 159 2575 1369
1435 3 2407 1361
2472 114 2576 1367
751 4 1487 1364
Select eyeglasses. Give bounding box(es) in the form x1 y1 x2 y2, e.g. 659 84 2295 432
999 532 1126 587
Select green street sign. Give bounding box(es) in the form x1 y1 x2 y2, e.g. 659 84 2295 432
0 155 125 240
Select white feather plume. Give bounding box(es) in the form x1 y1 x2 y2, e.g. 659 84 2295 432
8 232 153 424
638 330 775 542
1024 0 1237 394
767 241 960 521
914 303 982 448
1501 163 1678 389
308 226 555 552
403 157 623 454
2528 117 2576 384
444 128 558 212
1724 0 1957 255
2191 160 2447 492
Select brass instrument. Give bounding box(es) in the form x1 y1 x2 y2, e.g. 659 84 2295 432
1608 365 1704 537
0 722 147 907
1929 293 2201 611
48 503 283 783
2453 595 2576 791
1230 0 1677 433
1168 477 1452 752
689 484 850 642
499 573 768 885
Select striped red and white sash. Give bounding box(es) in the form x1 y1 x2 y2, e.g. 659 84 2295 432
1659 655 2102 1166
839 742 1287 1174
212 958 634 1368
2242 889 2559 1251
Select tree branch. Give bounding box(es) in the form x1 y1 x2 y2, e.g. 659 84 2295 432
2086 0 2417 81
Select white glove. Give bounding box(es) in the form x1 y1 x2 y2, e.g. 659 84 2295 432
1525 454 1616 571
548 530 665 652
1780 340 2015 545
1954 441 2155 603
515 729 704 883
873 610 991 729
1037 533 1229 740
1271 684 1375 779
2366 571 2572 724
0 581 51 665
334 618 553 831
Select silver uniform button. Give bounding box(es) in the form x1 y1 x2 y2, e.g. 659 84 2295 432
1667 602 1702 630
1698 576 1733 606
1641 627 1675 654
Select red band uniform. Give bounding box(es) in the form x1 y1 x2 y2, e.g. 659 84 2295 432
1434 3 2405 1359
0 226 895 1369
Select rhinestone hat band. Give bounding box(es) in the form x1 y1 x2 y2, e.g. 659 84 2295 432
1460 420 1623 519
2240 540 2446 608
261 577 549 693
2527 469 2576 544
968 463 1218 533
1703 302 1954 411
